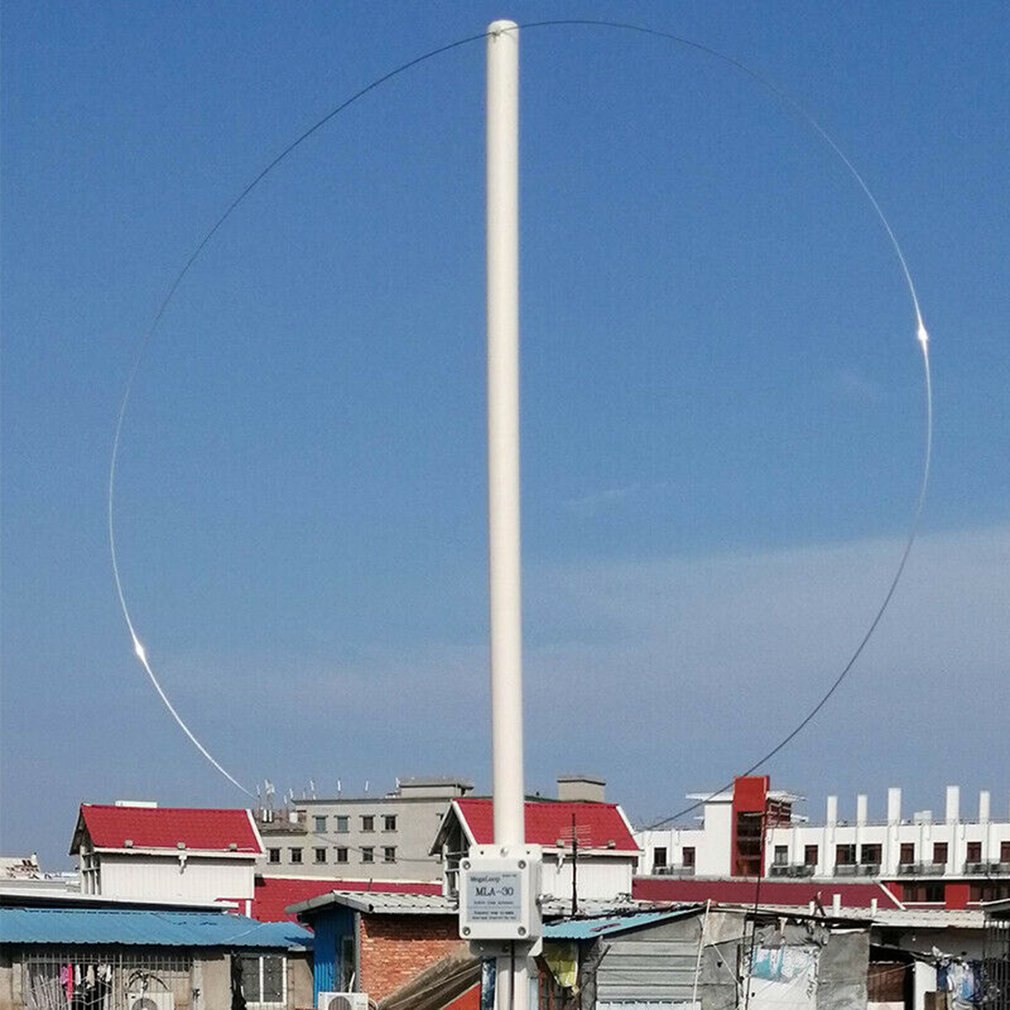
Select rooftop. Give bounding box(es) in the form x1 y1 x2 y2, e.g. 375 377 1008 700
437 798 639 854
291 889 457 918
0 906 311 949
543 907 702 940
253 875 441 922
72 804 263 855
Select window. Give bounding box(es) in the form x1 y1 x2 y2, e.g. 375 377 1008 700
804 845 818 867
861 844 882 866
835 844 856 865
340 936 356 991
773 846 788 866
361 815 375 833
335 847 348 864
899 843 915 865
933 842 948 866
653 847 668 870
314 816 327 833
734 811 763 876
268 848 281 864
384 814 397 832
970 882 1010 902
336 815 349 833
1002 841 1010 863
240 954 286 1005
966 841 982 863
289 848 303 864
682 847 695 867
361 846 374 863
904 883 944 903
384 846 397 863
314 847 327 864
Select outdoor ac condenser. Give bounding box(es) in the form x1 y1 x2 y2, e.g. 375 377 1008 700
318 992 370 1010
127 993 175 1010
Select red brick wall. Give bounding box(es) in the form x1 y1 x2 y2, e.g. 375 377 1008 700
358 914 467 1001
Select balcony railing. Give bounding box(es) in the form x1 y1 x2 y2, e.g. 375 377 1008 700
964 861 1010 875
652 864 695 877
834 863 880 877
897 862 946 876
769 864 817 878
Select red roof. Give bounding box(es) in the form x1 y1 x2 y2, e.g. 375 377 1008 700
633 876 904 909
74 804 262 855
253 876 443 922
453 798 639 853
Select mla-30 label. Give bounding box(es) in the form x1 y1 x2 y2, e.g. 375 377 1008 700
465 871 522 921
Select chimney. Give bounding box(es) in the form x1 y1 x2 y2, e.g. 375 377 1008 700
887 788 902 824
557 774 606 803
946 786 960 824
826 795 838 825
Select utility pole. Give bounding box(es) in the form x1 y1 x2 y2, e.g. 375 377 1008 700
571 813 578 916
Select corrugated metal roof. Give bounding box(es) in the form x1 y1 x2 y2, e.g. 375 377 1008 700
544 908 702 940
253 875 441 922
0 907 311 948
291 890 456 917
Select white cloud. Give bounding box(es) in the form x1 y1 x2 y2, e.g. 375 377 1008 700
146 523 1010 819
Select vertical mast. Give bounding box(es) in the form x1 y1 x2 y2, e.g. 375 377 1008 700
486 19 524 852
486 21 534 1010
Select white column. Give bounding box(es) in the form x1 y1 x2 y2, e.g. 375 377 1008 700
887 788 902 823
486 17 524 852
486 22 533 1010
946 785 960 824
857 794 868 825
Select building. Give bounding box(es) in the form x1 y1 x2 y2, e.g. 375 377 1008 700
255 776 473 881
0 890 312 1010
432 778 640 904
539 903 879 1010
252 873 442 922
983 899 1010 1010
290 889 464 1007
70 802 264 913
637 777 1010 911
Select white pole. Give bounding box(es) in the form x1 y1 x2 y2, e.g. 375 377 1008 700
486 18 524 852
486 20 532 1010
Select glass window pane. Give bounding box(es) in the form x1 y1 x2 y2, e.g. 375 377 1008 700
241 956 262 1002
262 955 285 1002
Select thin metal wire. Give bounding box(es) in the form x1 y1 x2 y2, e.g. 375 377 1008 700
109 19 932 804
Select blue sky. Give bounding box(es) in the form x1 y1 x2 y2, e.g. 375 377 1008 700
3 2 1008 868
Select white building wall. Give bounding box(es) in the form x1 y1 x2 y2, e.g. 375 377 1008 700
540 855 634 901
99 854 256 902
635 787 1010 882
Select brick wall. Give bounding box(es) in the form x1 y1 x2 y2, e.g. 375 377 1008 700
358 914 466 1001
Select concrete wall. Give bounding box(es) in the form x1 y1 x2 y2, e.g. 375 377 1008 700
100 853 256 903
817 929 869 1010
541 853 634 902
0 948 308 1010
0 948 15 1010
260 794 456 881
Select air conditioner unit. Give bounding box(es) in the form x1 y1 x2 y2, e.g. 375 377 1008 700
127 993 174 1010
318 992 369 1010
